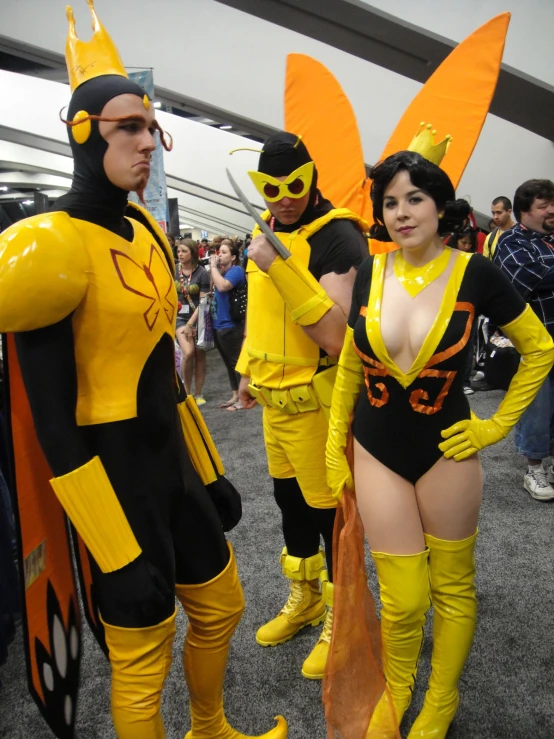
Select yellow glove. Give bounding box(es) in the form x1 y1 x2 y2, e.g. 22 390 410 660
440 306 554 461
326 326 365 500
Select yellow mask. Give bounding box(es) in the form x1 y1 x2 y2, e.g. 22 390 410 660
248 161 314 202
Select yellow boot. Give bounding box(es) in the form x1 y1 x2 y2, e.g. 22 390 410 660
366 550 430 738
407 531 478 739
103 610 176 738
301 571 333 680
176 544 287 739
256 548 326 647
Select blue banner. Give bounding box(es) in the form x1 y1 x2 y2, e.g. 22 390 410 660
128 69 168 231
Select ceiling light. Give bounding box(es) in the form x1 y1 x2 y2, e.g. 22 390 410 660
22 199 33 205
220 125 232 130
0 186 8 192
153 101 162 109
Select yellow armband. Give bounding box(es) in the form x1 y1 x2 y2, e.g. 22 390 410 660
267 254 334 326
178 396 225 485
0 212 89 332
49 456 141 573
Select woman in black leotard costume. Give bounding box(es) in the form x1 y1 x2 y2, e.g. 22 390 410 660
326 151 554 738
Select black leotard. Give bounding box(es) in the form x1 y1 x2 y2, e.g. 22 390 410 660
349 251 526 483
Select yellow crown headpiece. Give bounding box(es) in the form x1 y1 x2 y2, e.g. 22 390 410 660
408 122 452 166
65 0 128 92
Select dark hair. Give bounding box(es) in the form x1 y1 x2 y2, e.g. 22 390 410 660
450 228 477 253
177 237 199 267
369 151 470 242
513 179 554 221
492 196 512 211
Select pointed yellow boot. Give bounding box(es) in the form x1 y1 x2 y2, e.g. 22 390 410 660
102 610 176 738
256 548 326 647
366 549 430 738
301 570 333 679
407 531 477 739
176 544 288 739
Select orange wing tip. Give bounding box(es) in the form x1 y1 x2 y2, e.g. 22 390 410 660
407 122 452 166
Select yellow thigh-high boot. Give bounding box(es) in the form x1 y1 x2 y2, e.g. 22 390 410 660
103 610 176 738
407 531 478 739
367 550 431 738
176 544 288 739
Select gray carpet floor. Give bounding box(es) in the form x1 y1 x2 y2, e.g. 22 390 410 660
1 350 553 738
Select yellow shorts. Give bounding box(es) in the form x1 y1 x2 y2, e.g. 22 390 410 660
262 405 336 509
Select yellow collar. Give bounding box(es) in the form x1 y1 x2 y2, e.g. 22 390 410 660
393 247 451 298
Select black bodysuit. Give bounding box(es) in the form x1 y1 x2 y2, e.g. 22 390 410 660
349 251 526 483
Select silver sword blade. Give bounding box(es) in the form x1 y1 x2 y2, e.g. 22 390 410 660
226 168 291 260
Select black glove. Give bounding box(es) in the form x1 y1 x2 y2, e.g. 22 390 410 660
206 475 242 532
100 555 173 627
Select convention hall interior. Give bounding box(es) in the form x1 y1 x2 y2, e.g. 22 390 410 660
0 1 553 738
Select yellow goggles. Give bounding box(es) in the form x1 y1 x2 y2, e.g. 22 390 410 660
248 161 314 202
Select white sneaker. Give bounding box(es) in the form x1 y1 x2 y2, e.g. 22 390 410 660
546 463 554 485
524 467 554 501
463 386 475 395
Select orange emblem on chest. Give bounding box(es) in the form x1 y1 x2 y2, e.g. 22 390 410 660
111 243 176 330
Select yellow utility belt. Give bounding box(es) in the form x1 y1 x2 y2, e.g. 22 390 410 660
247 347 337 367
248 364 338 418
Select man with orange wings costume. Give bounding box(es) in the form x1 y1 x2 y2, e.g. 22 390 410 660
0 2 287 738
283 13 516 739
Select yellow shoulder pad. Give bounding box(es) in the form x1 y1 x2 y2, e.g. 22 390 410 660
0 212 89 332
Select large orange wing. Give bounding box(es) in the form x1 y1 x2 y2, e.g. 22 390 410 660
285 53 371 221
380 13 510 189
370 12 510 254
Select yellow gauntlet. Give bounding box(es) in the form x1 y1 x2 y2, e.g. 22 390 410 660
50 456 141 573
268 254 334 326
440 306 554 461
326 326 365 500
178 395 225 484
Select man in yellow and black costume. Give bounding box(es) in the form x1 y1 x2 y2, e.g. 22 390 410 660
237 132 369 679
0 2 287 738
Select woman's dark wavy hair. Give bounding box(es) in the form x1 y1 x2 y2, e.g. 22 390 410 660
369 151 470 242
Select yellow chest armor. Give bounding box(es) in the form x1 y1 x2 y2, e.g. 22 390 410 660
246 208 366 389
72 218 177 425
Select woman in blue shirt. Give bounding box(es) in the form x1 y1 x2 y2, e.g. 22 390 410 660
210 241 246 410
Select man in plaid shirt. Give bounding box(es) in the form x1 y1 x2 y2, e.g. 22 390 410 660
494 179 554 500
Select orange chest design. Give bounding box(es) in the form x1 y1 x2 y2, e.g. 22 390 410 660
71 219 177 426
356 302 475 416
110 242 176 330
